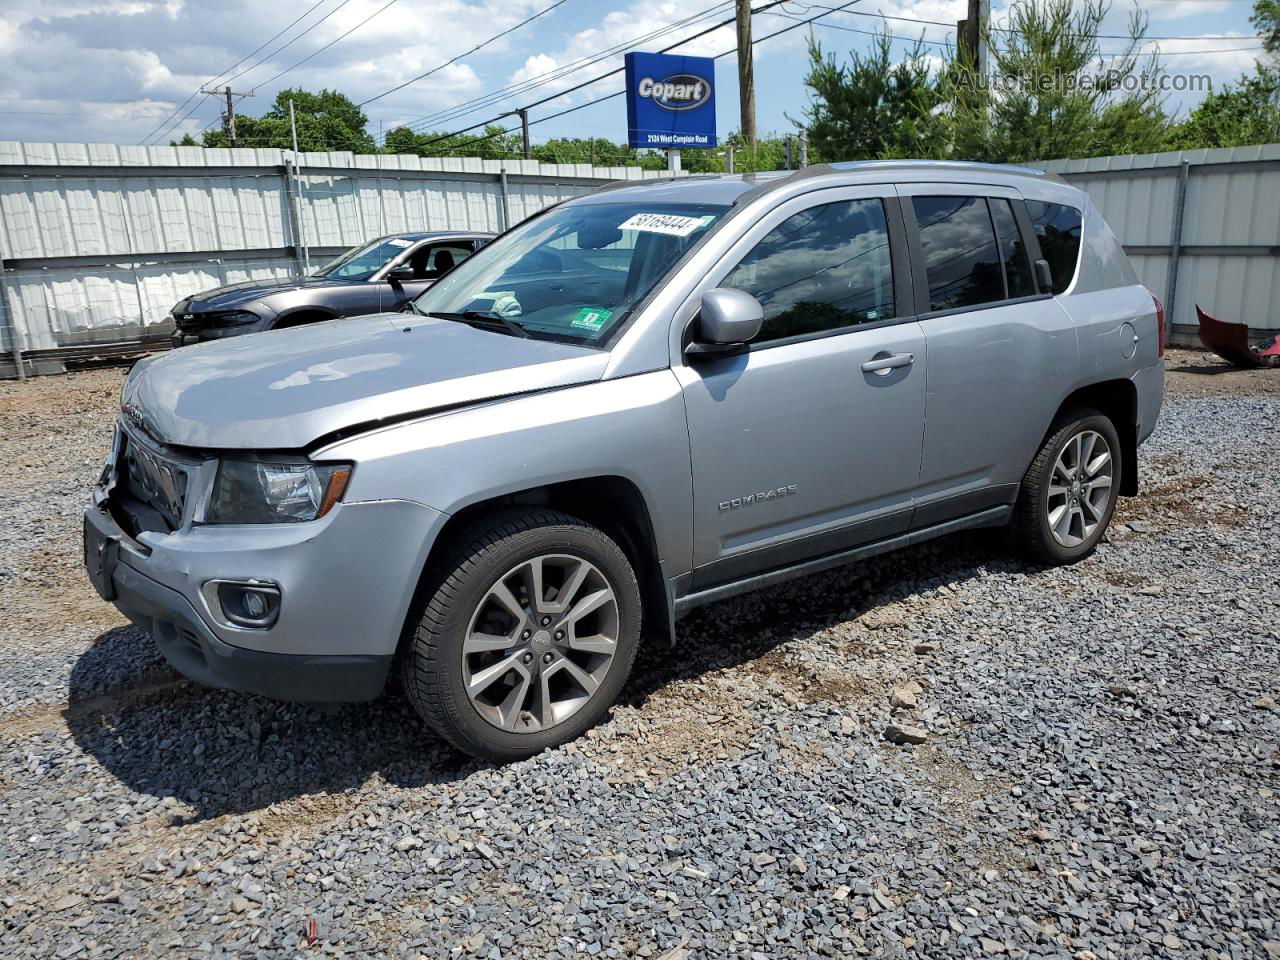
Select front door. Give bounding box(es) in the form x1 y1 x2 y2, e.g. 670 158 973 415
673 188 927 589
377 241 477 313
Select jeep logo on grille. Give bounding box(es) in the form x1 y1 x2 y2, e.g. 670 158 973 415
636 74 711 112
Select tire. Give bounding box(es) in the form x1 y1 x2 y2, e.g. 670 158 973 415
1011 407 1122 565
401 509 641 762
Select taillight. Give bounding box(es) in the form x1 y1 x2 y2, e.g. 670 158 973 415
1151 292 1166 357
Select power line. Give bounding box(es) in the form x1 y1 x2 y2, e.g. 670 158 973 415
249 0 401 93
779 0 1264 42
221 0 358 89
207 0 332 88
396 1 733 132
429 0 862 156
139 0 332 144
768 10 1265 56
358 0 571 107
412 0 796 153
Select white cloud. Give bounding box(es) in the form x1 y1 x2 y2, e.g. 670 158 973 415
0 0 550 143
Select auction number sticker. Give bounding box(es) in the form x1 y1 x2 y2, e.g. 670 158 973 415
618 213 714 237
387 238 414 248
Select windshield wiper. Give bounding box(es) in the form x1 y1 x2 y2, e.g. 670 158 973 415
425 310 529 338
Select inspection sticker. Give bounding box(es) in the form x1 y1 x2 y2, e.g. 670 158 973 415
618 213 713 237
387 238 414 248
570 307 613 331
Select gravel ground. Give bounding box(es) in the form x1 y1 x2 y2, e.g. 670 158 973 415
1 351 1277 959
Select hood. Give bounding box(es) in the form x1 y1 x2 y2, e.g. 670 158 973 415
177 276 349 312
124 313 609 449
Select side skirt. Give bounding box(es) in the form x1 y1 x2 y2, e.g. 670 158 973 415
671 505 1012 619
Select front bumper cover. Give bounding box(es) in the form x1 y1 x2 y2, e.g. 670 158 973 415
85 504 391 702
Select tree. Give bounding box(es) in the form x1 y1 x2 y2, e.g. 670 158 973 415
1171 66 1280 148
201 88 375 152
803 31 946 161
1253 0 1280 60
381 124 522 159
946 0 1173 162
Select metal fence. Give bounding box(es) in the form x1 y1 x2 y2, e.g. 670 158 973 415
0 141 681 377
3 140 1278 376
1040 143 1280 346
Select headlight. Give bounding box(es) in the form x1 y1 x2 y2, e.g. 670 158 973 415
206 460 352 524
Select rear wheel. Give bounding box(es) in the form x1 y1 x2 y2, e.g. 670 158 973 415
1011 408 1122 565
401 509 641 761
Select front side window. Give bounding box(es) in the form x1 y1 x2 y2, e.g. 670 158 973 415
1025 200 1083 294
413 202 726 343
314 237 418 281
406 243 473 279
912 196 1004 312
721 198 895 343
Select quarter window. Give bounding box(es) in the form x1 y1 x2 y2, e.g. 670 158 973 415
912 196 1004 312
1025 201 1083 294
721 198 895 343
989 199 1035 299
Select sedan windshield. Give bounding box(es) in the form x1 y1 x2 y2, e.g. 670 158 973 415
313 237 416 281
411 201 727 344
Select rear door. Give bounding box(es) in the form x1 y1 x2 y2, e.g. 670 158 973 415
898 185 1078 526
673 186 928 589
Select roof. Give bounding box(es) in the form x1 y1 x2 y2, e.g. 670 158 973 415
576 159 1070 208
382 230 495 241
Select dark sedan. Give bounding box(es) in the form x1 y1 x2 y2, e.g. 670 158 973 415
170 231 492 346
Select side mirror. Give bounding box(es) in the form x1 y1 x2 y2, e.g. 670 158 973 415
387 265 416 283
1033 258 1054 293
686 288 764 360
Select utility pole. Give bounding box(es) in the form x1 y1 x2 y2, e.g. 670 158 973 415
289 98 311 274
503 108 531 159
200 85 254 145
957 0 989 76
735 0 757 150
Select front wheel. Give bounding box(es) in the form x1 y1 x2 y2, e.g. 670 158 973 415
1011 408 1122 565
401 509 641 762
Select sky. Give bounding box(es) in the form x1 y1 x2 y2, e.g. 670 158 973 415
0 0 1268 153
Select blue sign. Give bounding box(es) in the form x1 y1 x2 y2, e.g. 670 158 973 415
624 52 717 150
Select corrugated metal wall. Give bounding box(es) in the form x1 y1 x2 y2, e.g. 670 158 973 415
1040 144 1280 342
0 141 671 363
4 140 1277 371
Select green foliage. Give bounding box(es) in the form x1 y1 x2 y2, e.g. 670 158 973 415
945 0 1173 162
200 88 375 152
803 31 947 160
1170 66 1280 148
1254 0 1280 59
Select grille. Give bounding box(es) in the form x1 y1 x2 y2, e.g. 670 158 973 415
117 428 189 531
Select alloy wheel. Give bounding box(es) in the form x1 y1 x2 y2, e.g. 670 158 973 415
1046 429 1114 548
462 554 619 733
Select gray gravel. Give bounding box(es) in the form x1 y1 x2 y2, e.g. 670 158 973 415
1 357 1277 959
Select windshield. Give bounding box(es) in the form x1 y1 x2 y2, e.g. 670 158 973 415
313 237 416 281
411 201 727 343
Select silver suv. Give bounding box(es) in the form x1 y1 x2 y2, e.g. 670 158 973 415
85 162 1164 760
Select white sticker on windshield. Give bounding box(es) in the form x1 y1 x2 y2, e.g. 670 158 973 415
387 238 413 248
618 213 713 237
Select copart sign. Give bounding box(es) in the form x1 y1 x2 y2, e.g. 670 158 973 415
624 51 717 150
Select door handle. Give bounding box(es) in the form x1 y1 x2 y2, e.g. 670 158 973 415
861 352 915 373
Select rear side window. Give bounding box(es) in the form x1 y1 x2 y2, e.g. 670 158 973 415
912 196 1004 312
722 198 895 343
1025 200 1083 294
989 199 1035 299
